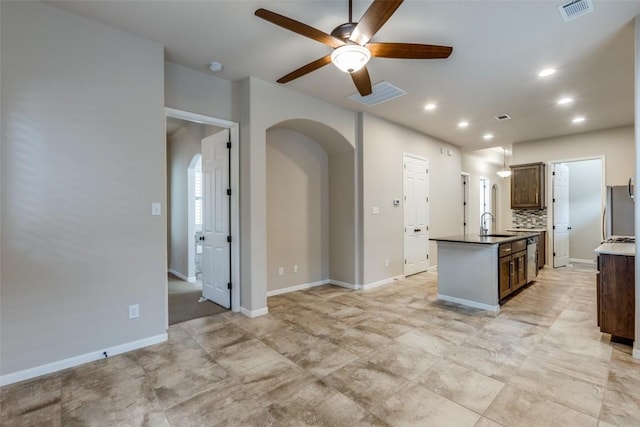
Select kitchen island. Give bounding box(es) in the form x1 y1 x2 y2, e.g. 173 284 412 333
431 232 539 312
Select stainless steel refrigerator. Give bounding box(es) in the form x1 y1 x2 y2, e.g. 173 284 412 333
604 185 635 239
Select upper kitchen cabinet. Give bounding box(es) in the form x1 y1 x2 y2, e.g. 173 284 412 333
510 162 546 209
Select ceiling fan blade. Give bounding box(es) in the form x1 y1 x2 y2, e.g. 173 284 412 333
351 66 373 96
255 8 344 48
349 0 404 46
277 55 333 84
367 42 453 59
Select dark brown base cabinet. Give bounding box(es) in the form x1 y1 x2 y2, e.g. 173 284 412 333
596 254 635 341
499 239 527 300
537 231 546 269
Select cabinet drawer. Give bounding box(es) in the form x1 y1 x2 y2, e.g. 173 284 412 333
499 243 512 257
512 239 526 252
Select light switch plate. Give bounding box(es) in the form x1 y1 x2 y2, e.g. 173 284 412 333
151 202 161 216
372 206 380 214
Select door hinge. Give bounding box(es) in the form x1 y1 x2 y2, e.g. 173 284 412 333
404 259 407 264
553 198 556 203
426 168 429 173
227 142 231 149
552 225 556 230
227 282 232 290
426 226 429 231
553 252 556 256
552 171 556 176
426 254 429 259
227 189 232 196
426 197 429 202
227 236 232 243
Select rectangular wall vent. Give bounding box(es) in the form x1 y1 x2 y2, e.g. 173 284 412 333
348 81 407 106
495 114 512 121
558 0 594 22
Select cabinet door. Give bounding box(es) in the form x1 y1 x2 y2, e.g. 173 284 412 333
513 251 527 289
599 254 635 340
511 163 545 209
499 256 512 299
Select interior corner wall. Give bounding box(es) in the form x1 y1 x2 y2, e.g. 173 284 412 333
512 126 634 186
167 122 206 279
461 153 508 233
266 128 329 292
633 16 639 358
330 150 356 285
568 160 602 262
240 77 357 313
361 113 462 284
0 1 166 377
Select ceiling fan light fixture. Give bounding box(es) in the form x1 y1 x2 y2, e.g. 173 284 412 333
331 44 371 73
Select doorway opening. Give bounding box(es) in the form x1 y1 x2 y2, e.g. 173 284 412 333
403 153 429 277
550 157 604 268
165 108 240 326
479 177 494 233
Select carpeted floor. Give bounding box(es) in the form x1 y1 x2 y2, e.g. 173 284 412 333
168 274 227 325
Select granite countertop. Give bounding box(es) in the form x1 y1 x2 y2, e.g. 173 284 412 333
506 227 547 232
594 243 636 256
430 231 539 245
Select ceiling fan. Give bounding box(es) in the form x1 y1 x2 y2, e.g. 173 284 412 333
255 0 453 97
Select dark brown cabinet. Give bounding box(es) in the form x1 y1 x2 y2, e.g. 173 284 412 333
510 162 546 209
537 231 546 269
499 239 528 301
597 254 635 341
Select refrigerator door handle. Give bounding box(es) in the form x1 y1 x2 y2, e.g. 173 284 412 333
628 177 635 201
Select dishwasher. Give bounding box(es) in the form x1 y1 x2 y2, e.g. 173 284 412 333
526 236 538 283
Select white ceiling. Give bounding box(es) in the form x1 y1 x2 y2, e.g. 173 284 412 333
49 0 640 152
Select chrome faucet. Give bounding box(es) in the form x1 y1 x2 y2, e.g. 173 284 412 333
480 212 494 236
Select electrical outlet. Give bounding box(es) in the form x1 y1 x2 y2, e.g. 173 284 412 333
278 267 284 276
293 265 298 273
129 304 139 319
384 259 389 267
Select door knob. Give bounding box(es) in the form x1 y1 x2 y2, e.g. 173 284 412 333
415 228 421 233
199 236 205 241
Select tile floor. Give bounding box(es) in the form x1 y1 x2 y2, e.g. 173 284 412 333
2 263 639 426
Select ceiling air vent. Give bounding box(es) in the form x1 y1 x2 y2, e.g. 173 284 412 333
348 81 407 106
558 0 594 22
495 114 511 121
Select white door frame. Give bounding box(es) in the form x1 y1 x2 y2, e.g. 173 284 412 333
403 152 429 276
547 155 606 268
165 107 240 317
461 172 470 234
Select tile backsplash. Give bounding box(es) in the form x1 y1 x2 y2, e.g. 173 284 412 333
512 209 547 228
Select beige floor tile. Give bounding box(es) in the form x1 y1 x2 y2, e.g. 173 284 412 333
329 326 391 357
445 340 527 383
419 359 505 413
395 329 458 357
474 417 504 427
0 373 62 427
600 388 640 427
359 341 439 381
283 335 360 377
484 385 598 427
191 322 253 353
211 338 284 375
508 356 604 417
372 382 480 427
324 360 410 410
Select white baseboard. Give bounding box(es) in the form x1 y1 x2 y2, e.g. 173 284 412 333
240 306 269 318
633 347 640 360
362 275 404 290
266 280 329 297
0 333 167 387
437 294 500 313
569 258 596 264
329 280 359 290
168 269 196 283
427 265 438 273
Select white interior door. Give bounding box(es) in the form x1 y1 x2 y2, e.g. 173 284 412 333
404 154 429 276
201 129 231 308
553 163 570 267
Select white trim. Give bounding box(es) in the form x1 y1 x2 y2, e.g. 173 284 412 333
437 294 500 313
266 280 329 297
165 108 241 314
569 258 596 264
330 279 360 290
0 333 167 386
633 348 640 360
427 265 438 273
168 269 197 283
362 275 404 290
240 307 269 318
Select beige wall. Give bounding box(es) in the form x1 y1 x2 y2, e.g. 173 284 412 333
266 128 329 291
512 126 634 186
167 122 205 279
361 113 462 284
1 2 166 376
329 150 356 285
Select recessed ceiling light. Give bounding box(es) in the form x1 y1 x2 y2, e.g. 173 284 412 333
458 121 469 128
557 97 573 105
572 116 585 123
424 103 437 111
208 61 223 72
538 68 556 77
483 133 494 140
